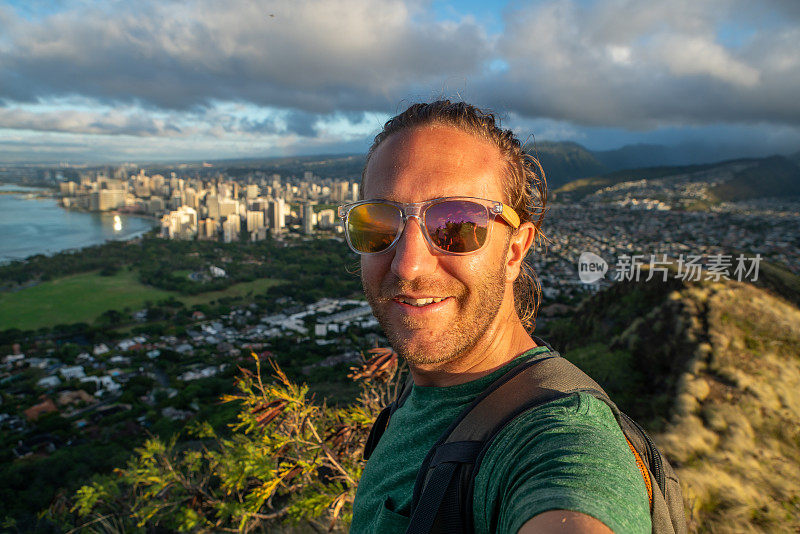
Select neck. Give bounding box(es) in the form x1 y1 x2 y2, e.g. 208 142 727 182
408 300 537 387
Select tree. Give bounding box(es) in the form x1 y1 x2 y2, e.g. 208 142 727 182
63 348 404 533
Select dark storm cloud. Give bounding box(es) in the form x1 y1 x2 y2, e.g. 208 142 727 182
0 0 489 113
236 110 320 137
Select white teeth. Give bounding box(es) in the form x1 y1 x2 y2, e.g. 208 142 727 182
399 297 446 306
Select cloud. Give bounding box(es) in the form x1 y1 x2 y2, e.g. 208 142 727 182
0 0 490 113
0 123 374 164
0 106 175 136
0 101 383 142
474 0 800 129
655 35 760 88
1 0 799 162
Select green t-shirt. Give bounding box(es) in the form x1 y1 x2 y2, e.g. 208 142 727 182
350 347 651 534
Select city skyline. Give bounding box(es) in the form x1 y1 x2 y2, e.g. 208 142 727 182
1 0 799 163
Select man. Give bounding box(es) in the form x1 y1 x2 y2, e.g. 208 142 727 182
344 101 650 533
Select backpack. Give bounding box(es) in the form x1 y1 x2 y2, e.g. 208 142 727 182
363 337 687 534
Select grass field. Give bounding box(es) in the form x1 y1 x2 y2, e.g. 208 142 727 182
0 270 282 330
180 277 283 306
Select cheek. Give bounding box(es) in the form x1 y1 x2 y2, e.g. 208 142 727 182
441 255 484 288
360 255 390 288
456 248 508 288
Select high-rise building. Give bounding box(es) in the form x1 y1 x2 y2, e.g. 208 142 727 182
303 201 315 235
246 210 265 232
317 209 336 229
249 197 269 213
184 187 198 210
169 190 184 210
222 215 240 243
206 195 220 220
147 197 165 214
160 206 198 239
245 184 260 199
90 188 126 211
134 178 151 198
335 181 349 202
199 218 220 240
59 181 77 196
151 174 165 193
250 227 267 241
218 183 232 199
268 197 285 235
219 198 238 218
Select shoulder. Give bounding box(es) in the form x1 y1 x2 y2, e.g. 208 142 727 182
472 392 651 534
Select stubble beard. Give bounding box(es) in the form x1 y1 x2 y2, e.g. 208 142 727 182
362 264 507 367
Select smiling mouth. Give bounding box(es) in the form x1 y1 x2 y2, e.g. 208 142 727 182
394 296 447 307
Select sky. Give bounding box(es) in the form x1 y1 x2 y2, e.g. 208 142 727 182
0 0 799 164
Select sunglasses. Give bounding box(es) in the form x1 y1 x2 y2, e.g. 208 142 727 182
337 196 523 255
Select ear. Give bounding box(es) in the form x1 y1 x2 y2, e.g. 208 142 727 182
505 221 536 284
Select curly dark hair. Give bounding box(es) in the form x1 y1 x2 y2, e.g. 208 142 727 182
361 100 548 331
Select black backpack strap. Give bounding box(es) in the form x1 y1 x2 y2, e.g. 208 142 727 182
406 347 610 534
363 373 414 461
405 441 483 533
403 341 686 534
365 341 554 463
530 334 554 351
363 406 392 461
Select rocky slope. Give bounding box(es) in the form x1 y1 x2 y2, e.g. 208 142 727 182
545 275 800 532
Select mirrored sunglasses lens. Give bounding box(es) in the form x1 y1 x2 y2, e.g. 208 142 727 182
425 200 489 253
347 203 402 253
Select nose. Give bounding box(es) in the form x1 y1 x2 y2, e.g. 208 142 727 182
390 217 438 280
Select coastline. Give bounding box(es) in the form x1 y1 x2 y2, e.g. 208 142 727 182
0 190 56 197
0 189 157 264
61 204 162 222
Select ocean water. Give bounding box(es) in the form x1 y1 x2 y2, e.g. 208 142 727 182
0 184 156 263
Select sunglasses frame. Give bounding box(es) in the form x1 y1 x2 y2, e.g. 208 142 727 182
337 196 522 256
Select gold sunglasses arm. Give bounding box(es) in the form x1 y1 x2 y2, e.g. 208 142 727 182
499 203 520 229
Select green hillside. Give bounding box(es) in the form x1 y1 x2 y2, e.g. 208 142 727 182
708 155 800 202
543 271 800 532
528 141 607 189
554 163 716 201
553 154 800 203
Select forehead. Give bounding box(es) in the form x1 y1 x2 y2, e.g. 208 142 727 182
363 125 506 202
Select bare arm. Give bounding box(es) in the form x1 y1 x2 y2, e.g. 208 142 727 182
519 510 615 534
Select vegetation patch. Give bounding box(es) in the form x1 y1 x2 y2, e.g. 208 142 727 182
0 271 173 330
0 270 282 330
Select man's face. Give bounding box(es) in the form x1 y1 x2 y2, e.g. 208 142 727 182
360 125 512 366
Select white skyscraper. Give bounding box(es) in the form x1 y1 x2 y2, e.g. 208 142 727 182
160 206 198 239
246 210 265 232
245 184 260 199
222 215 240 243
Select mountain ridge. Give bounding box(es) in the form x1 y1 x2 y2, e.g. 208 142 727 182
551 154 800 204
530 142 800 192
544 270 800 532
